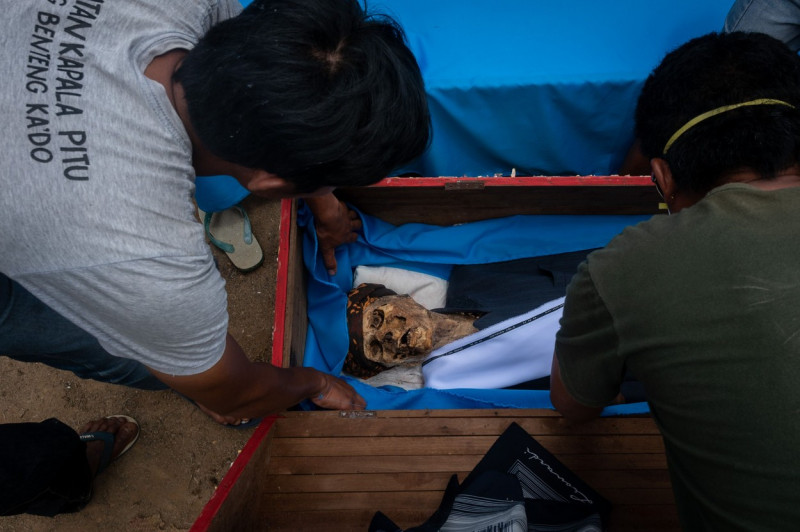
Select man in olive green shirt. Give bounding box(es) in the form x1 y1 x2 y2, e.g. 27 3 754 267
551 32 800 530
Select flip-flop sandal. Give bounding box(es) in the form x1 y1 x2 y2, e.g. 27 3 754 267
78 415 140 476
199 205 264 272
230 417 262 429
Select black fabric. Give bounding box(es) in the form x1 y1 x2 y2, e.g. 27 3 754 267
442 470 527 531
505 377 551 390
0 418 93 516
369 511 404 532
463 422 610 530
441 250 596 330
369 474 461 532
370 472 526 532
370 422 611 531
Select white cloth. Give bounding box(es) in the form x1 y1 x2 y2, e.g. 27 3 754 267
353 265 448 309
363 365 425 390
422 297 564 389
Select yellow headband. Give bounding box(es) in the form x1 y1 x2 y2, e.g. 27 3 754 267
662 98 795 155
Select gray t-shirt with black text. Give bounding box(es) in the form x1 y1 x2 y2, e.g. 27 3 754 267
1 0 243 375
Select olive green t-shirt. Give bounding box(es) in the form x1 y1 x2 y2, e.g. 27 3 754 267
555 183 800 530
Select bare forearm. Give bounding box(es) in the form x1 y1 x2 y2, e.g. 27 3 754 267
150 334 362 419
197 362 327 418
304 192 339 219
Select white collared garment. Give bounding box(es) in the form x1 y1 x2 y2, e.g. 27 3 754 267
422 297 564 389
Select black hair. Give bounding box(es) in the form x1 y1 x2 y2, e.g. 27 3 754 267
635 31 800 193
174 0 430 193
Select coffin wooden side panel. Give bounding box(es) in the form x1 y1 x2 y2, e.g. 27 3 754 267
205 409 678 531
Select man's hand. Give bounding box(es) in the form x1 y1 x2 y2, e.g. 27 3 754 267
305 193 362 276
310 372 367 411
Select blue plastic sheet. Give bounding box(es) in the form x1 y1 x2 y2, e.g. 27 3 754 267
194 175 249 213
382 0 733 177
299 202 652 414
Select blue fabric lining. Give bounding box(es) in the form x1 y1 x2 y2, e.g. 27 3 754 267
298 202 651 415
194 175 249 213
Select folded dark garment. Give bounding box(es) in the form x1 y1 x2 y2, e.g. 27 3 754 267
442 250 596 329
370 422 611 532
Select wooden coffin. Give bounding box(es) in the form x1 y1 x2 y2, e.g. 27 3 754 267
192 176 678 531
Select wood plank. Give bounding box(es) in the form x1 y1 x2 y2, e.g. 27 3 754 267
261 468 671 493
264 472 456 493
266 453 483 475
277 408 565 420
607 505 682 529
260 507 680 532
335 182 661 225
262 491 445 512
272 415 661 438
269 434 665 457
266 452 668 475
261 509 430 532
260 487 675 512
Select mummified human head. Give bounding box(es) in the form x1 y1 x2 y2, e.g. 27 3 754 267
344 283 479 379
345 283 439 378
362 294 437 364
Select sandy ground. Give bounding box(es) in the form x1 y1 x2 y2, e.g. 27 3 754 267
0 195 281 531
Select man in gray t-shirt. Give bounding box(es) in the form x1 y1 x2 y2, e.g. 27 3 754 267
0 0 430 423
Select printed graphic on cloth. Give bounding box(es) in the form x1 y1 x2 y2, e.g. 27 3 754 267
370 471 528 532
462 422 610 530
439 471 529 532
370 422 610 532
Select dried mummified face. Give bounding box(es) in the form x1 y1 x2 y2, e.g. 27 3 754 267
362 295 436 366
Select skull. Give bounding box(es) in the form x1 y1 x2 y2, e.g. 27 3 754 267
362 295 435 366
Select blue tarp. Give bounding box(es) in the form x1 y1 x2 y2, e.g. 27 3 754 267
299 202 652 414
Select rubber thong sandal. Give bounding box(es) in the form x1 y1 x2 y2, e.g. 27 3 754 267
78 415 140 476
230 417 262 429
199 205 264 272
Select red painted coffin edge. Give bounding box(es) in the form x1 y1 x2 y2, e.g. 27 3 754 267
369 175 652 187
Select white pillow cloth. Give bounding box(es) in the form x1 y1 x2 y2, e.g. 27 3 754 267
353 265 448 310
